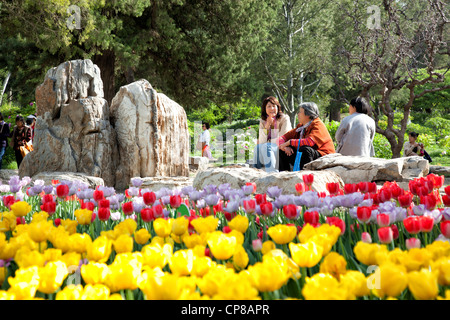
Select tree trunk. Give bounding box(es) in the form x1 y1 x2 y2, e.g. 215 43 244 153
329 104 341 122
93 49 116 106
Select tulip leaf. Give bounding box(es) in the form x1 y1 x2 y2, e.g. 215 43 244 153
176 203 190 217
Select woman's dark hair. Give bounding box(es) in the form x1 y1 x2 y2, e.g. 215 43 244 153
15 115 24 124
409 131 419 138
261 96 283 121
350 97 370 114
202 122 210 130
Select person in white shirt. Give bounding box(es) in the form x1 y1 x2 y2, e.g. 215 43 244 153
335 97 376 157
199 122 213 159
252 96 292 172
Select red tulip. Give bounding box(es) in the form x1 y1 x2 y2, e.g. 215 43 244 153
326 182 340 195
204 247 211 257
41 201 56 215
93 190 104 202
98 207 110 221
42 194 54 204
429 174 444 189
295 183 306 195
420 195 437 211
255 194 267 205
357 206 372 223
376 213 390 227
377 226 393 244
391 224 399 240
420 216 434 233
304 211 320 225
223 211 236 221
283 204 298 220
91 212 97 222
445 186 450 197
442 195 450 207
122 202 134 215
98 199 110 208
222 226 232 233
16 217 25 225
213 203 223 214
417 186 430 197
141 208 154 222
379 189 392 203
200 207 211 217
405 238 421 250
170 195 182 208
390 185 404 199
3 195 16 209
344 183 359 194
56 184 69 198
440 221 450 238
81 201 96 211
143 192 156 206
403 216 421 235
364 192 380 205
260 202 273 216
398 194 413 208
243 199 256 213
326 216 345 235
302 174 314 186
153 204 163 218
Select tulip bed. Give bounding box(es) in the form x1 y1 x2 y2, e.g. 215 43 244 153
0 173 450 300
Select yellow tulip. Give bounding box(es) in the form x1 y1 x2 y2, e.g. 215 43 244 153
38 261 69 294
14 247 45 268
113 234 134 254
171 216 189 236
226 229 244 246
261 240 276 255
182 233 204 248
68 233 92 254
212 271 259 300
206 231 237 260
267 224 297 245
0 267 5 286
320 252 347 280
73 208 92 225
114 219 137 237
228 215 249 234
303 273 352 300
263 249 300 280
141 243 173 269
138 268 184 300
31 211 49 222
61 252 82 271
104 253 143 292
60 219 78 235
289 241 323 268
339 270 370 298
425 241 450 260
86 235 112 263
431 257 450 286
0 290 15 300
353 241 388 266
28 220 53 243
401 248 433 272
169 249 194 276
81 284 112 300
10 201 31 217
372 262 408 299
197 265 236 297
81 262 109 285
134 228 151 245
191 256 215 277
408 268 439 300
153 218 173 238
0 211 17 232
43 248 63 263
55 284 83 300
232 245 249 271
247 258 290 292
437 290 450 300
190 216 219 234
7 266 40 300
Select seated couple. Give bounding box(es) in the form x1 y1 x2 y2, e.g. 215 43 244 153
252 96 335 172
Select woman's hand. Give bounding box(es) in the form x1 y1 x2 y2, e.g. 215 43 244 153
265 116 275 130
279 140 294 156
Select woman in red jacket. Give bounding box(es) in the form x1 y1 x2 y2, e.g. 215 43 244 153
11 115 32 168
278 102 335 171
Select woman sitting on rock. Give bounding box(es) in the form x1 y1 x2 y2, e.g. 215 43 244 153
252 96 292 172
278 102 335 171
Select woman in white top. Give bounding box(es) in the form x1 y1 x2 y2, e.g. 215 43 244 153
199 122 213 159
335 97 376 157
403 132 424 157
252 96 292 172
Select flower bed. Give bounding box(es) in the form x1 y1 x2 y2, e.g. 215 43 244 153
0 174 449 300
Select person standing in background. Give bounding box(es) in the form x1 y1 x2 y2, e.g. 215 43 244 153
0 112 11 169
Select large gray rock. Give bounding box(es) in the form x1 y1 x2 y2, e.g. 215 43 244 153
193 166 344 195
20 59 118 187
303 153 429 184
110 79 189 191
134 176 194 192
31 172 105 189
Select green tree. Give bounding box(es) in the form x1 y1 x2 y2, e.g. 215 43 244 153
0 0 278 109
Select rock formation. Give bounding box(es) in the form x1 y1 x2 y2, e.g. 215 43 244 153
110 79 189 191
20 60 118 187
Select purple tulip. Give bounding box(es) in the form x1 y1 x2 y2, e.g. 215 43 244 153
205 194 220 206
412 204 427 216
203 184 218 195
218 183 231 197
241 184 254 196
9 184 21 193
189 190 205 202
182 186 196 197
223 200 240 213
43 185 54 194
131 177 143 188
266 186 282 199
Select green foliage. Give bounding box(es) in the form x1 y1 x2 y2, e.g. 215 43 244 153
373 134 393 159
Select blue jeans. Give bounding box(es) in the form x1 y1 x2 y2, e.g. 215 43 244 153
252 143 279 172
0 145 5 170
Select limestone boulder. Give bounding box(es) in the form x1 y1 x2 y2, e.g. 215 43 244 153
31 172 105 189
132 176 194 192
20 59 118 187
303 153 429 184
189 156 209 171
193 166 344 195
110 79 189 191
